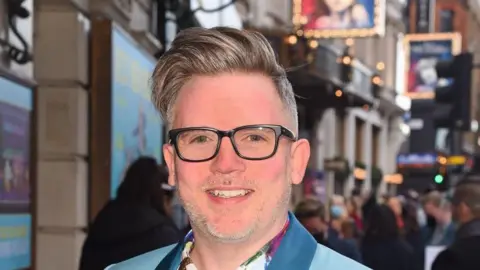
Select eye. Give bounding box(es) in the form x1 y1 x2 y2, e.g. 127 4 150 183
190 136 210 144
247 134 266 142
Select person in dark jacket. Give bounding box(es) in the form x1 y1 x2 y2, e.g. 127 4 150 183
327 205 363 263
79 157 181 270
294 198 330 247
432 176 480 270
402 200 425 270
361 204 414 270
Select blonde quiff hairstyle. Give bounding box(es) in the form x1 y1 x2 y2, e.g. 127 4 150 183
150 27 298 132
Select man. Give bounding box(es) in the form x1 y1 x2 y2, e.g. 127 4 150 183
432 176 480 270
294 198 330 246
422 191 455 246
107 27 368 270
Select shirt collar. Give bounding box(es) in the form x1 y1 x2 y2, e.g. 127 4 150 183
178 216 290 270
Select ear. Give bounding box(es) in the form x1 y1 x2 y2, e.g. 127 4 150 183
163 144 176 186
290 138 310 185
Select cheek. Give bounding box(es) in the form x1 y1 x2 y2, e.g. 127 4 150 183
248 156 288 185
175 162 210 192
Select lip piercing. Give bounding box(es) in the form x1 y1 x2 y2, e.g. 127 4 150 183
223 179 232 185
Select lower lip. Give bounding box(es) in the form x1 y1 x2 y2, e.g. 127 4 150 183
206 192 253 205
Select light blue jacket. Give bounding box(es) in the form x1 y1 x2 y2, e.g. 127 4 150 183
106 212 370 270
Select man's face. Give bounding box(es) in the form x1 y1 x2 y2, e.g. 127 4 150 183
423 202 436 216
300 216 325 234
163 73 310 242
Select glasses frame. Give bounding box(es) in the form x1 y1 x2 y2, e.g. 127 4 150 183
168 124 297 162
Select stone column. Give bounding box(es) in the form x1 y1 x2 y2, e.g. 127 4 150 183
362 120 373 192
377 119 389 196
33 1 89 269
322 108 337 200
344 111 356 196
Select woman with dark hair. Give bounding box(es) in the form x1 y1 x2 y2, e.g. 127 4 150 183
361 204 415 270
402 200 426 270
79 157 181 270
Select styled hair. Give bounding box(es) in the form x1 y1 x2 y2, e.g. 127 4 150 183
422 191 443 208
150 27 298 132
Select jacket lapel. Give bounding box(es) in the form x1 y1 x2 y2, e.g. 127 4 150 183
156 212 317 270
266 212 318 270
155 241 183 270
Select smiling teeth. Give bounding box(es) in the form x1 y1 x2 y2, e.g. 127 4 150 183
209 190 250 198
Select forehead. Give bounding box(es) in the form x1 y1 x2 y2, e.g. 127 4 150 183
173 73 287 129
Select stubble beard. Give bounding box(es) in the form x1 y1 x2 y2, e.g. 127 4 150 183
180 180 292 244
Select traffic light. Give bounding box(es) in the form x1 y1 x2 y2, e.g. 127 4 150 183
434 166 449 191
434 173 444 184
433 52 473 130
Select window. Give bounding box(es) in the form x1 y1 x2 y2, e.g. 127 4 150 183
439 9 455 32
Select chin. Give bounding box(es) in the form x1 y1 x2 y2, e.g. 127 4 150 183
203 211 257 239
206 221 256 243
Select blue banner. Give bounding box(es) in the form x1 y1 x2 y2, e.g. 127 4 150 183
0 77 32 270
110 27 163 198
397 153 437 166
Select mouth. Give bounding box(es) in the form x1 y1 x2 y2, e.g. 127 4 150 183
206 189 254 199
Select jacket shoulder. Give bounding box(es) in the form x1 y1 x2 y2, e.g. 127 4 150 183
105 244 176 270
310 244 370 270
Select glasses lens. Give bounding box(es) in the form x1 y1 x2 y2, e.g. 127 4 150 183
176 129 218 161
234 127 276 159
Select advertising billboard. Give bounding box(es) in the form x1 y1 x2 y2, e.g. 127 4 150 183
403 33 461 99
292 0 386 38
110 27 163 198
0 77 32 269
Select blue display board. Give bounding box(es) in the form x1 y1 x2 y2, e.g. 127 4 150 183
110 27 163 198
0 77 32 270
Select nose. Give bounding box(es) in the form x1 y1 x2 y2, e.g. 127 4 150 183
210 137 245 174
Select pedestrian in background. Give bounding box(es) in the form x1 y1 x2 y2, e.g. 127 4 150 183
432 176 480 270
79 157 180 270
361 204 414 270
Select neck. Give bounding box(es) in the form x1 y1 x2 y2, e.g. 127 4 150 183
190 213 288 270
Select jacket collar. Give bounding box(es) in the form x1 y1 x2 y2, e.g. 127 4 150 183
267 212 317 269
456 218 480 239
158 212 317 270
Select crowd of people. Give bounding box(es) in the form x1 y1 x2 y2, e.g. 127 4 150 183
295 180 480 270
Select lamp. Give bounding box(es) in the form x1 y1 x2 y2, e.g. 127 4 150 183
0 0 32 64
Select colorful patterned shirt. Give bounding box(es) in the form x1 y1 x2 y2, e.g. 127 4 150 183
178 217 290 270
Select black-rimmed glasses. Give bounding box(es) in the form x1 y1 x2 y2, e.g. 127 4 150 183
168 124 297 162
